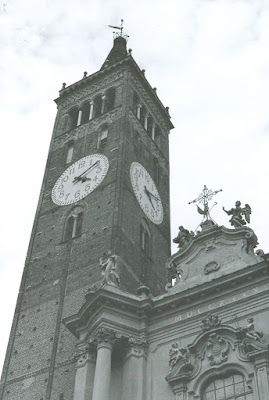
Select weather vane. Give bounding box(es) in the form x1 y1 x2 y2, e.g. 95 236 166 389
188 185 222 224
108 19 129 39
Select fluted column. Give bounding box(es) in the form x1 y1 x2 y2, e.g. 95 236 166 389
121 337 148 400
91 328 121 400
73 344 96 400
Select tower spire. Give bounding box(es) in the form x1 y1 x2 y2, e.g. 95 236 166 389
100 19 129 70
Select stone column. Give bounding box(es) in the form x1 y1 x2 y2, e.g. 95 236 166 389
101 95 106 114
137 104 142 119
151 124 156 141
89 101 94 120
121 337 148 400
91 328 121 400
144 114 148 131
77 110 82 126
73 345 96 400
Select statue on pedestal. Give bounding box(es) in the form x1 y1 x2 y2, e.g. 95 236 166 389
223 201 251 227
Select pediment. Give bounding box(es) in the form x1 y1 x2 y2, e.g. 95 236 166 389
166 224 262 293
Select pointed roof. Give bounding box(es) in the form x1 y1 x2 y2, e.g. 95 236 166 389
100 36 128 70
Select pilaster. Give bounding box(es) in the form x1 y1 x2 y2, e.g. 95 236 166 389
121 337 148 400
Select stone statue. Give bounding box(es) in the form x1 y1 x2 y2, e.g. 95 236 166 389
223 201 251 227
99 251 120 287
169 343 189 370
173 226 194 249
241 317 263 341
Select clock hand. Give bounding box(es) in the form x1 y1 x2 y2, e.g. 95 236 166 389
73 161 100 183
144 186 155 210
144 186 160 201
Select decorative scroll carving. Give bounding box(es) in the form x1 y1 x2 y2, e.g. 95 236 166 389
166 314 269 393
242 229 259 254
205 333 229 365
201 314 222 330
89 327 122 348
204 261 220 275
74 343 96 368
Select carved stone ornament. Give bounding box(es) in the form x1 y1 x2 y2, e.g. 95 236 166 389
89 327 122 348
99 251 121 287
201 314 222 330
166 314 269 393
205 333 229 365
173 226 194 250
204 261 220 275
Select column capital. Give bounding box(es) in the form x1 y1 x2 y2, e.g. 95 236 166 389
74 343 96 369
125 336 148 359
89 327 122 350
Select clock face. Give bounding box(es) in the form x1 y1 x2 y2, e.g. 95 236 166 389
52 154 109 206
130 162 163 224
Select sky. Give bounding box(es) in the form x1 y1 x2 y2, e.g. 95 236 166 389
1 0 269 374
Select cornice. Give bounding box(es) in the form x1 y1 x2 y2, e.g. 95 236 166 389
54 55 173 129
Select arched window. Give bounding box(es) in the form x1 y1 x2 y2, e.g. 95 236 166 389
64 207 83 241
65 141 74 164
153 156 159 184
68 107 79 129
155 125 161 147
81 102 91 124
105 87 116 111
98 124 108 149
140 220 151 256
133 91 139 113
140 105 146 127
147 115 153 136
201 372 253 400
94 95 102 118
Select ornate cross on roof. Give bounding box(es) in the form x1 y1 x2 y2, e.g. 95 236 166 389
188 185 222 223
108 19 128 39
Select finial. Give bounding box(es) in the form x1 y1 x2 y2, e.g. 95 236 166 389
61 83 66 90
108 19 129 40
83 71 87 78
189 185 222 226
128 48 132 55
141 69 145 75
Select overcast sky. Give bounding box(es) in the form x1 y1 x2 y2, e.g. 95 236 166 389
1 0 269 374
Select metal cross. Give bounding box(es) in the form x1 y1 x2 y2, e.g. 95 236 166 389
108 19 124 36
188 185 222 222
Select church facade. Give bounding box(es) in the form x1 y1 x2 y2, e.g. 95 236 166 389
1 33 269 400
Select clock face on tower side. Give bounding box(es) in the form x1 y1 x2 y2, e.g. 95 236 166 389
52 154 109 206
130 162 164 224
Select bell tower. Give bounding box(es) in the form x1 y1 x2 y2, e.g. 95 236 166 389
0 32 173 399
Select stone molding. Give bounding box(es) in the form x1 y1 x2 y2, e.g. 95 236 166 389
89 327 122 350
166 314 269 396
125 336 149 360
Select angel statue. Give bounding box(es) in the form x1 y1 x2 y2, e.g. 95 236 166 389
99 251 120 287
223 201 251 227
